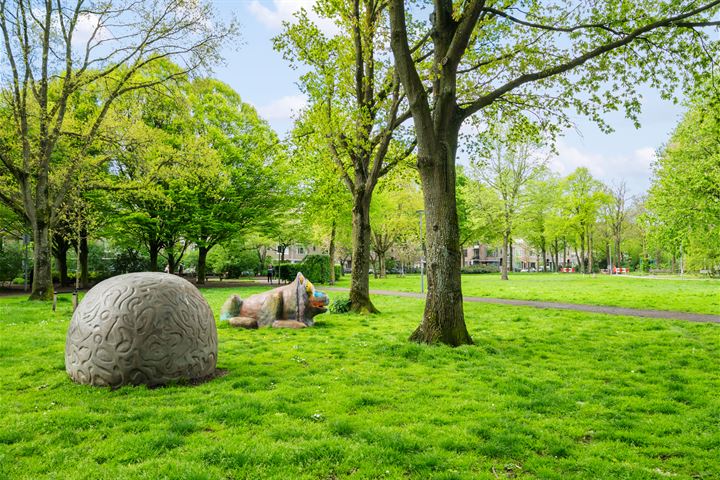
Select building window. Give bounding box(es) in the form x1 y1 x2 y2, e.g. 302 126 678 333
298 246 305 254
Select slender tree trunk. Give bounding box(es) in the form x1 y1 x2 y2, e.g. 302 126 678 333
80 234 89 289
615 237 621 267
197 246 209 285
408 140 472 346
30 220 54 300
53 233 70 287
501 232 509 281
55 248 68 287
167 252 175 274
588 231 594 273
380 253 386 278
606 241 611 270
554 238 559 272
510 243 514 273
149 242 161 272
574 246 581 272
541 248 547 273
349 191 378 313
329 220 336 285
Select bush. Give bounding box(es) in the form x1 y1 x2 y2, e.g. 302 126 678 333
111 248 150 275
302 254 332 284
277 263 301 283
334 264 343 281
0 243 23 284
461 264 499 274
329 296 352 314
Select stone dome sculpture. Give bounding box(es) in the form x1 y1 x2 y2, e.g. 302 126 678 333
65 272 217 387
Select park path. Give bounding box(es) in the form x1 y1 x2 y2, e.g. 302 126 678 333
322 287 720 324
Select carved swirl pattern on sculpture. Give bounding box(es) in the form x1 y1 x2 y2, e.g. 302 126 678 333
65 272 217 387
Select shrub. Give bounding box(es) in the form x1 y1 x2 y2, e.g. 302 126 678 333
334 264 343 281
111 248 150 275
302 254 332 284
0 243 23 284
461 264 499 274
277 263 301 283
329 296 352 314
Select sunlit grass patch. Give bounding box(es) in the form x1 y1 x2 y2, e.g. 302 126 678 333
0 287 718 479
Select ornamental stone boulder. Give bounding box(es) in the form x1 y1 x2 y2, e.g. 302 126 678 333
65 272 217 387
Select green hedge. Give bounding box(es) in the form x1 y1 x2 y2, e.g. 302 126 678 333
461 264 499 274
276 256 343 285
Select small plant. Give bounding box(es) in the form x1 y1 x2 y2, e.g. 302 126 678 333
329 296 352 314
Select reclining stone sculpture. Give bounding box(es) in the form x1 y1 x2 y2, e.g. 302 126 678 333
220 272 328 329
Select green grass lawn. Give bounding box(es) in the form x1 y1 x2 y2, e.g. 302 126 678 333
332 273 720 314
1 287 719 479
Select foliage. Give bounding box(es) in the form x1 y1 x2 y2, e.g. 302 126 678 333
278 0 415 312
648 95 720 272
110 249 151 276
329 296 352 314
460 264 499 275
0 241 23 284
276 263 302 283
0 0 235 299
302 254 333 285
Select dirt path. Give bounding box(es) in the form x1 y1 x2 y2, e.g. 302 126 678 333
323 287 720 324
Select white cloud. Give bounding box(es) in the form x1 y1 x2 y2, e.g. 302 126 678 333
552 140 656 194
247 0 338 34
256 94 307 121
72 13 112 49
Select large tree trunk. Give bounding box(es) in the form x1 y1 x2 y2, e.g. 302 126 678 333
329 220 336 285
501 232 509 281
197 246 209 285
408 141 472 346
349 190 378 313
388 0 472 345
30 220 54 300
615 237 622 267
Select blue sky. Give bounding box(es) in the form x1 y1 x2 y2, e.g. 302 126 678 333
211 0 687 197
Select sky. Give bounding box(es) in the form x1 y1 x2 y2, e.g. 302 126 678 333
211 0 688 197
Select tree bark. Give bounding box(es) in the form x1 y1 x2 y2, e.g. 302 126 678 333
149 242 161 272
588 231 594 273
501 232 509 281
329 220 336 285
197 246 209 285
30 220 53 300
350 191 378 313
53 233 70 287
80 231 89 289
408 140 472 346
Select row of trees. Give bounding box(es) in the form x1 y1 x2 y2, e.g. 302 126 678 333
277 0 720 346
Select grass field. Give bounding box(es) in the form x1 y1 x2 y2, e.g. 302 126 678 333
1 286 719 479
332 273 720 314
